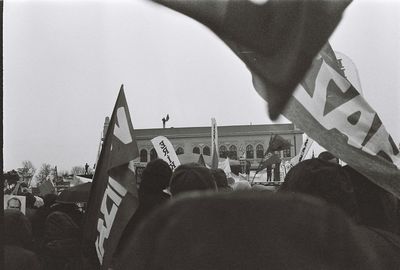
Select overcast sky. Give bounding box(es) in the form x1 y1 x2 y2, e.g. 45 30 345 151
4 0 400 172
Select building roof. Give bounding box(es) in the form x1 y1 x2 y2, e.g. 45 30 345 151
134 123 302 140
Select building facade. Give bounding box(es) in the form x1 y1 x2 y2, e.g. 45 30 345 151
134 123 303 167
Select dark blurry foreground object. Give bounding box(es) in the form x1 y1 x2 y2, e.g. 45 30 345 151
113 191 400 270
150 0 351 119
4 209 41 270
57 182 92 203
280 158 358 220
169 163 217 196
344 165 399 234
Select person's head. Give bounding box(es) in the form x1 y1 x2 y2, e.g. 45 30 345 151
169 163 217 196
4 209 32 248
318 151 339 164
140 159 173 192
279 159 358 220
233 180 252 191
210 168 232 192
343 165 399 232
7 197 22 211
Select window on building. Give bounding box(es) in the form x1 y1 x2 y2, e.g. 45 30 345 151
256 144 264 158
246 145 254 159
283 148 291 158
176 147 184 155
228 145 238 160
219 145 228 158
140 149 148 162
193 147 200 154
203 146 210 156
150 148 158 161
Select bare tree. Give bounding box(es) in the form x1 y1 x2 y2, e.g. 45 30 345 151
17 160 36 184
35 163 52 185
71 166 85 176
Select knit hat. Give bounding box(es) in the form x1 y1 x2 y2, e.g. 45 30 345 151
279 158 358 219
170 163 217 196
141 159 173 192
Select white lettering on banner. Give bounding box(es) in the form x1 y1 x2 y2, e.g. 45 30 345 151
114 107 133 144
293 60 399 166
95 176 127 264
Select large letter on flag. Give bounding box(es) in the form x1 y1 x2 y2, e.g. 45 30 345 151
82 85 139 269
151 136 181 171
254 44 400 198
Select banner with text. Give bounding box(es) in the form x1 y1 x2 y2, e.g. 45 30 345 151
151 136 181 171
82 85 139 269
253 44 400 197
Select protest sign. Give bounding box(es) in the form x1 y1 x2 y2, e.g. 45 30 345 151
4 195 26 214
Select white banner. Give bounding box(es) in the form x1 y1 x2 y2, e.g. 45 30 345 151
151 136 181 171
290 135 314 166
211 118 219 157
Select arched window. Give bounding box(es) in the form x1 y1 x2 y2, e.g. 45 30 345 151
150 148 158 161
193 147 200 154
140 149 148 162
219 145 228 158
228 145 238 160
256 144 264 158
246 145 254 159
203 146 210 156
176 147 184 155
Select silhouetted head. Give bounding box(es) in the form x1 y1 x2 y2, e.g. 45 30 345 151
279 159 358 219
141 159 173 192
170 163 217 196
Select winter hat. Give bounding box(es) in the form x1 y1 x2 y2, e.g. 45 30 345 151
141 159 173 192
279 158 358 219
170 163 217 196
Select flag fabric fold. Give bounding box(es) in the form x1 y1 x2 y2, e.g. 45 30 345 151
150 0 351 119
211 143 219 170
253 44 400 198
82 85 139 269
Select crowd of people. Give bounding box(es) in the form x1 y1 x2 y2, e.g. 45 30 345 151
4 153 400 269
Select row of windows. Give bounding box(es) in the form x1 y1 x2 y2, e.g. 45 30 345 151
139 144 292 162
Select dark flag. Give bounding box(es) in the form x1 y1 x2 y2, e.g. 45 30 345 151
256 153 281 173
267 135 292 152
197 153 206 167
253 43 400 198
82 85 139 269
150 0 351 119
